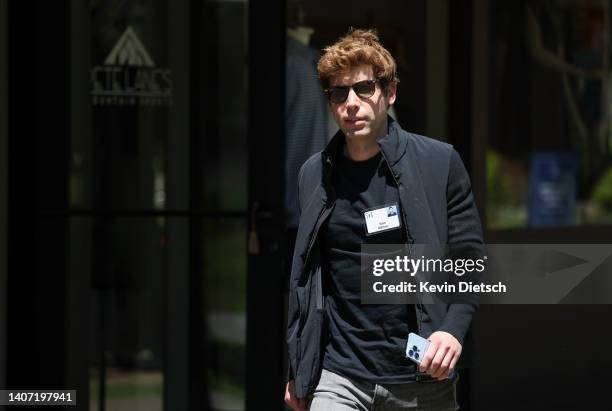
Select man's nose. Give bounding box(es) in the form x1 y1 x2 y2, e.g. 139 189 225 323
345 88 360 108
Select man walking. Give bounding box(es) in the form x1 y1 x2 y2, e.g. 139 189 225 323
285 29 483 410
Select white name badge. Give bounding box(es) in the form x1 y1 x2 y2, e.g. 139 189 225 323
363 203 402 235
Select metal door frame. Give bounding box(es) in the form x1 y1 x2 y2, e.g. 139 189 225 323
246 0 286 409
0 0 8 393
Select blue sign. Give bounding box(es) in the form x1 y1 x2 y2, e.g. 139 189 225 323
528 152 579 227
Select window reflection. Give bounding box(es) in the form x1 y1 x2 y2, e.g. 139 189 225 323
89 217 166 411
89 0 170 212
202 218 247 410
489 0 612 228
198 1 248 213
196 1 249 408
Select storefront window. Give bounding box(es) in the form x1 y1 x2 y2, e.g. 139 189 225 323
88 217 165 411
201 218 247 409
196 1 249 409
488 0 612 229
86 1 176 409
82 0 250 409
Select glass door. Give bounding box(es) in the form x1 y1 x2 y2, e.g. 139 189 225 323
194 1 250 409
83 0 254 409
85 1 186 409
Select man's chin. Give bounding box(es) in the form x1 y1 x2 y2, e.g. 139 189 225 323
343 127 370 139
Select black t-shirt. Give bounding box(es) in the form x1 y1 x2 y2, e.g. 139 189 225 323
321 147 418 384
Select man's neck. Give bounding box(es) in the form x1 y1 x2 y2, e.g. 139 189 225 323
344 117 388 161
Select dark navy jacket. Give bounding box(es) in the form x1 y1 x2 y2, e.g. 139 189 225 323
286 117 484 398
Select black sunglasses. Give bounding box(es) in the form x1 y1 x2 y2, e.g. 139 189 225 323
324 79 379 104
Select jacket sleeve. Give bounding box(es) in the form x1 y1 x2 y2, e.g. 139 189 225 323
286 161 308 381
437 149 484 345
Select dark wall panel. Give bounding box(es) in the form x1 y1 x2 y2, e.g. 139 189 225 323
0 0 8 393
247 0 286 409
7 0 69 389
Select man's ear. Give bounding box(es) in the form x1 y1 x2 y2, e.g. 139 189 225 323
386 81 397 106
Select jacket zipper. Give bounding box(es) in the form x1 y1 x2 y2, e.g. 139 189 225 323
315 266 323 311
304 205 327 268
304 156 336 271
300 158 335 332
379 148 422 336
299 202 335 329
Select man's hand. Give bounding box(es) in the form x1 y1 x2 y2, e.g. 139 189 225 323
419 331 462 380
285 380 308 411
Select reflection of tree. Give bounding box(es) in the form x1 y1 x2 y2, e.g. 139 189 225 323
592 166 612 213
526 0 610 195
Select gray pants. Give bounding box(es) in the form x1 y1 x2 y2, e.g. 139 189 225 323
309 369 458 411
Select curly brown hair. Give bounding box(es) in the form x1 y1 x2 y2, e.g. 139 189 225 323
317 28 399 93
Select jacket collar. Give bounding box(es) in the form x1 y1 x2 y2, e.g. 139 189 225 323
378 116 408 167
321 115 408 173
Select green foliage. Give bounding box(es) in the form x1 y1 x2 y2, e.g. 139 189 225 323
487 150 503 204
592 167 612 211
